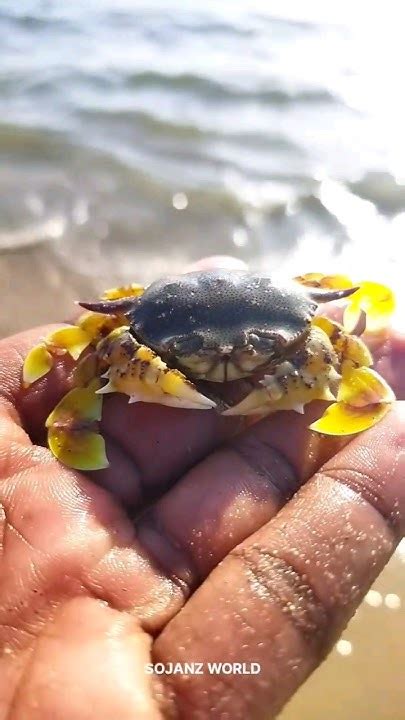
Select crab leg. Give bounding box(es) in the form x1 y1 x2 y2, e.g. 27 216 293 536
294 272 395 333
101 283 145 301
95 327 216 410
223 325 339 418
22 317 122 388
224 320 395 436
46 379 108 471
44 325 216 470
308 316 395 435
22 283 145 388
22 325 94 387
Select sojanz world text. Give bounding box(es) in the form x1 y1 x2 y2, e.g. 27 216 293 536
145 662 261 675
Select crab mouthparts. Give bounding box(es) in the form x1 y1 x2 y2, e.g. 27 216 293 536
219 345 234 355
179 348 270 383
216 357 233 383
195 356 240 382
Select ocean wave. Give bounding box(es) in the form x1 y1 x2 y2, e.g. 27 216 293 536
1 0 402 289
78 106 303 153
126 70 335 105
349 172 405 214
0 216 66 252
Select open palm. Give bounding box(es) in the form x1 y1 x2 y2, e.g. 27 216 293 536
1 288 404 719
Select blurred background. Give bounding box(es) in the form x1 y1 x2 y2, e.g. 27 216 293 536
1 1 404 717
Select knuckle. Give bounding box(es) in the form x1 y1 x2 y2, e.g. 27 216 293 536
230 435 299 503
136 510 199 599
318 465 401 537
230 544 333 659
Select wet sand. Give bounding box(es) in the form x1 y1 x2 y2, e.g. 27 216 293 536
1 242 199 337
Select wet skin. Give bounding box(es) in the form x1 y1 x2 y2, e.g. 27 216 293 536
0 257 404 720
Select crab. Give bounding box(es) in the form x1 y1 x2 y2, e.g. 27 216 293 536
22 269 396 471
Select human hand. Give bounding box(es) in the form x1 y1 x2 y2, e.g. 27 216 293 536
0 261 404 719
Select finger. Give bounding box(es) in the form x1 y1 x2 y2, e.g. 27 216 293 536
0 397 187 645
100 396 239 494
80 402 349 631
373 327 405 399
3 598 160 720
135 402 349 593
154 403 405 720
0 325 73 441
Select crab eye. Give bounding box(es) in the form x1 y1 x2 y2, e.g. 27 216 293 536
170 334 204 355
248 333 276 354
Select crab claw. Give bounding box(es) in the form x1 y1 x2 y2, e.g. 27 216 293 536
22 344 53 387
99 366 216 410
127 388 216 410
222 389 270 416
94 331 216 411
158 369 216 409
47 428 108 471
309 402 391 436
222 381 335 417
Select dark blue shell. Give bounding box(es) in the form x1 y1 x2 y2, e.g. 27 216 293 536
128 269 317 352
